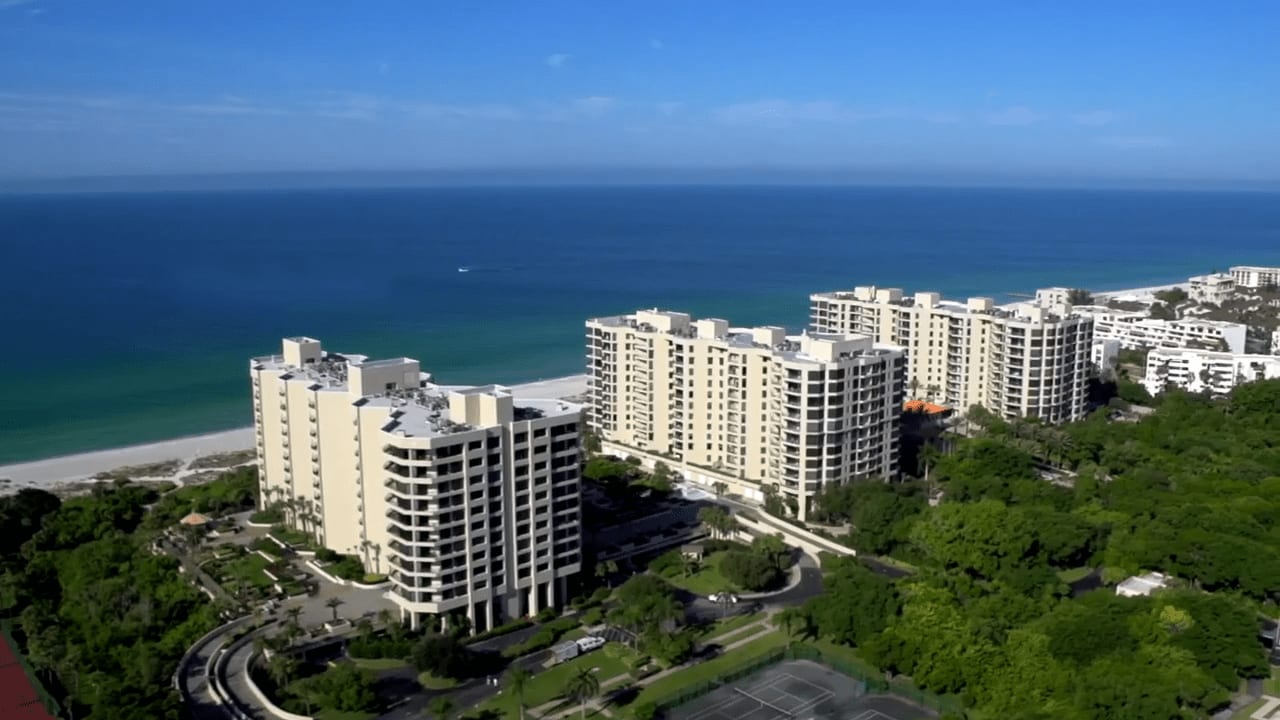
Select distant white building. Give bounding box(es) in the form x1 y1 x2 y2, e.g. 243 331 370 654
1142 348 1280 396
1116 572 1171 598
1074 306 1247 354
1188 273 1236 304
1229 266 1280 289
1092 338 1122 377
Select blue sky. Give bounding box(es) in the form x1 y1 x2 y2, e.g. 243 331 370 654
0 1 1277 183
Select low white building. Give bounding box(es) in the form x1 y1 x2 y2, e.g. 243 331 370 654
1230 265 1280 289
1188 273 1236 304
1142 348 1280 396
1116 572 1171 598
1074 306 1247 354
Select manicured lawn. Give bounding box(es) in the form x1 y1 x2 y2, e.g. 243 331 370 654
418 672 459 689
631 631 790 708
1265 666 1280 696
1056 566 1094 584
485 645 636 716
1234 698 1269 720
219 552 274 589
351 657 407 670
665 552 738 596
698 611 765 641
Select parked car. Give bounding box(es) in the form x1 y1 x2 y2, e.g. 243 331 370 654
576 636 606 653
708 593 739 604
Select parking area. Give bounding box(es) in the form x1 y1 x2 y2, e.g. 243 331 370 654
666 660 931 720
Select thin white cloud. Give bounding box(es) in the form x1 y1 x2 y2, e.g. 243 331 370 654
656 101 683 117
985 106 1040 126
0 0 37 8
570 96 613 117
404 102 520 120
1094 135 1172 149
311 93 381 120
650 38 664 50
713 99 891 126
537 96 617 121
925 112 962 125
171 95 288 116
545 53 571 69
1072 110 1115 127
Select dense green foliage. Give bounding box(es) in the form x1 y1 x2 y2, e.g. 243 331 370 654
801 381 1280 719
719 551 781 591
142 465 258 529
0 481 229 719
290 662 378 713
584 456 673 494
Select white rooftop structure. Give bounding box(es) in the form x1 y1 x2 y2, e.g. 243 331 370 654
1116 572 1171 597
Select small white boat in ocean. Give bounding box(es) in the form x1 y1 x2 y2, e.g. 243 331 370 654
457 267 470 273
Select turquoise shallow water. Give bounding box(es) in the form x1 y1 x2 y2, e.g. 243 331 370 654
2 185 1279 463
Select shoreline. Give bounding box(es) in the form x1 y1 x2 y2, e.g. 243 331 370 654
0 374 588 494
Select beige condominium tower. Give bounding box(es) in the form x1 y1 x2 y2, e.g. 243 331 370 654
251 337 582 631
585 310 905 520
809 287 1093 423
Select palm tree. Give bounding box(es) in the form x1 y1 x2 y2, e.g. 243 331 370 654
428 696 455 720
285 606 303 629
776 607 803 637
594 559 618 588
712 481 728 498
325 597 343 622
563 667 600 720
506 666 532 720
918 444 941 484
355 617 373 636
908 376 921 399
266 653 297 689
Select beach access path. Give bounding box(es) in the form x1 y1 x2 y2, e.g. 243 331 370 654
0 374 588 494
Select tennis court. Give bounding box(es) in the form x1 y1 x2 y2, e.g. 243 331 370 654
665 660 931 720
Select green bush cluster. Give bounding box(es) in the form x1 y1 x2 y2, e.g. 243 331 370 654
500 617 579 658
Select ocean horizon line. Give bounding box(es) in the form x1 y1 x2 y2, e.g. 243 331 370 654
5 169 1280 196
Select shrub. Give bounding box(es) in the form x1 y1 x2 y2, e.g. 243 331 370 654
348 633 415 660
647 550 683 577
329 555 366 581
721 550 782 591
536 607 558 623
582 607 604 626
315 547 339 563
467 618 533 644
590 587 612 604
249 508 283 525
631 655 651 671
633 701 658 720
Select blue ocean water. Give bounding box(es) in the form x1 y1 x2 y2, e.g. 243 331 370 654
2 185 1279 463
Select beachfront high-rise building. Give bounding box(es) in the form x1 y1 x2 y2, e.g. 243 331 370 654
809 287 1093 423
585 310 905 520
1229 266 1280 289
251 337 582 631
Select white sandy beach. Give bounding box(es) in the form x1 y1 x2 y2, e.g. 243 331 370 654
1092 282 1189 302
0 374 589 494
